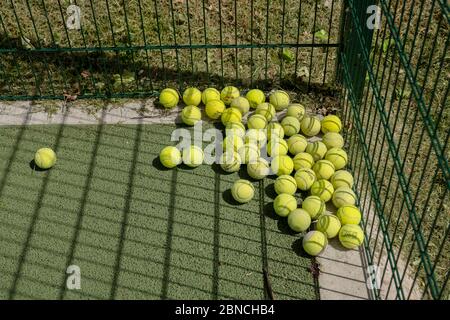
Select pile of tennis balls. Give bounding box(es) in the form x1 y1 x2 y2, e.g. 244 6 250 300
158 86 364 257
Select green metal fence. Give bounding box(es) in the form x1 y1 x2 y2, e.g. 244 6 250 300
0 0 449 300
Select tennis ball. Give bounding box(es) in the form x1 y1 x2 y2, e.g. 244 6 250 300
220 151 242 173
225 122 246 138
223 135 244 153
287 134 308 155
321 114 342 133
230 96 250 115
293 152 315 170
337 205 362 225
244 129 267 148
267 122 285 140
288 209 311 233
339 224 364 249
181 105 202 126
269 90 290 111
271 155 294 176
286 103 306 121
281 116 301 137
312 160 336 180
221 108 243 126
325 148 348 170
247 158 270 180
34 147 57 170
316 214 342 239
301 116 321 136
238 144 260 164
231 179 255 203
205 100 226 119
301 195 325 219
255 103 276 121
267 138 288 156
182 145 204 168
183 87 202 106
246 89 266 109
221 86 240 105
302 231 328 256
159 88 179 108
322 132 344 149
311 179 334 202
159 146 182 169
294 168 316 191
202 87 221 104
330 170 354 189
306 141 328 161
332 186 357 208
247 114 267 130
274 175 297 195
274 193 297 217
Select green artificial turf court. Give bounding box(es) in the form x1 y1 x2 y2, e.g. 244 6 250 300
0 123 317 300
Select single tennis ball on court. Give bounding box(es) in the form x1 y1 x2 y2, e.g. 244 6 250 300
321 114 342 133
182 87 202 106
238 144 260 164
230 96 250 115
339 224 364 249
274 193 297 217
337 205 362 225
225 122 246 138
159 146 182 169
302 231 328 256
301 115 321 136
330 170 354 189
244 129 267 148
182 145 204 168
293 152 315 170
246 89 266 109
202 87 221 104
223 135 244 153
220 151 242 173
281 116 301 137
221 86 240 105
294 168 316 191
159 88 179 109
205 100 226 119
322 132 344 149
287 134 308 155
286 103 306 121
271 155 294 176
34 147 57 170
301 195 325 219
306 141 328 161
247 114 267 129
254 103 276 121
267 138 288 156
311 179 334 202
325 147 348 170
332 186 357 208
269 90 290 111
288 209 311 233
313 160 336 180
221 108 242 126
181 105 202 126
247 158 270 180
274 175 297 195
316 214 341 239
267 122 285 140
231 179 255 203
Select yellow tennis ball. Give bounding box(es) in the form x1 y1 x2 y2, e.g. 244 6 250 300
330 170 354 189
238 144 260 164
230 96 250 115
247 114 267 129
301 195 325 219
267 138 288 156
311 179 334 202
244 129 267 148
182 87 202 106
306 141 328 161
337 205 362 225
225 122 246 138
312 160 335 180
220 151 242 173
325 147 348 170
321 114 342 133
205 100 226 119
288 209 311 232
246 89 266 109
287 134 308 155
181 105 202 126
281 116 301 137
202 87 221 104
247 158 270 180
316 214 341 239
182 145 204 168
339 224 364 249
293 152 315 170
302 231 328 256
332 186 357 208
221 86 240 105
269 90 290 111
274 175 297 195
322 132 344 149
223 135 244 153
159 88 179 109
159 146 182 169
286 103 306 121
34 147 57 169
255 103 276 121
271 155 294 176
301 115 321 136
221 108 242 126
274 193 297 217
231 179 255 203
294 168 316 191
267 122 285 140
